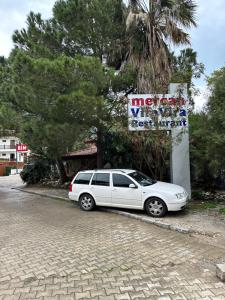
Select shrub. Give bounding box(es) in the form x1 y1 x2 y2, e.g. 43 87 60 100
20 160 51 184
219 207 225 215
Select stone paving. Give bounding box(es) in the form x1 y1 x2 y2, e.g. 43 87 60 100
1 176 225 299
20 181 225 248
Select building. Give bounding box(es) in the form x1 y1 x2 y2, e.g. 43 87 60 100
62 142 97 178
0 136 26 163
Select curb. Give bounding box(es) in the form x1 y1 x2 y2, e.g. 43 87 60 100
12 187 71 202
14 187 215 237
100 209 215 237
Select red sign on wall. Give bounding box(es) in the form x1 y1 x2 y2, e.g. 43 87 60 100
16 144 28 152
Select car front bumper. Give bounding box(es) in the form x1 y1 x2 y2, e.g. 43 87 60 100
167 198 188 212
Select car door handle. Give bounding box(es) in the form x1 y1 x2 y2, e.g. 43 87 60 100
112 188 117 191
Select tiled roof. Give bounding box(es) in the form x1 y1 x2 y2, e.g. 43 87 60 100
63 143 97 157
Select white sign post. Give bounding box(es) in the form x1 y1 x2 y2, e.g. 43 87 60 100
127 83 191 196
169 83 191 196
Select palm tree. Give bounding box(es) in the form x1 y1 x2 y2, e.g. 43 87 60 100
126 0 197 93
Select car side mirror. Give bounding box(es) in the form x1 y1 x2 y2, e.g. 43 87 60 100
129 183 137 188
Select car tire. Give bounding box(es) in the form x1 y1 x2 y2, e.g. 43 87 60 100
145 197 167 217
79 193 96 211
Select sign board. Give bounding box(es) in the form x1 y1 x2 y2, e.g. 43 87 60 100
128 94 189 131
16 144 28 152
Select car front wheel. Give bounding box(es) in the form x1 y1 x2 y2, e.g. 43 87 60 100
145 197 167 217
79 194 96 211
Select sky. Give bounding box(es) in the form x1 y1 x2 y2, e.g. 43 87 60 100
0 0 225 110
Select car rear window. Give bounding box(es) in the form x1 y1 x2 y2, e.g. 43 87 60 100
74 173 93 185
91 173 110 186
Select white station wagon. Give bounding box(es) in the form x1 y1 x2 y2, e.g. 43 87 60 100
69 169 188 217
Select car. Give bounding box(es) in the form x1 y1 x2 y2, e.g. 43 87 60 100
68 169 188 217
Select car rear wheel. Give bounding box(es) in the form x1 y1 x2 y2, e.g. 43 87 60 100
145 197 167 217
79 194 96 211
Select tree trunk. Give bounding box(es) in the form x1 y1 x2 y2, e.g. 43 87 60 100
97 128 103 168
56 158 67 183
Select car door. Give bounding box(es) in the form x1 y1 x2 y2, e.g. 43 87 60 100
90 172 111 205
111 173 142 208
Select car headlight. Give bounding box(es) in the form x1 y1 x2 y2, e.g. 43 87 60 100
176 192 185 199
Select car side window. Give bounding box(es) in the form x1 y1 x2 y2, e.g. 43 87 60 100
113 174 133 188
74 173 93 185
91 173 110 186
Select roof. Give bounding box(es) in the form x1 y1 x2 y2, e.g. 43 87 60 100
63 143 97 158
80 169 136 174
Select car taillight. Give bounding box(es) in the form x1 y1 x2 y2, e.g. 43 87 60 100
69 183 73 192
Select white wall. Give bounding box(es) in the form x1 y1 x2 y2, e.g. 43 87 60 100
0 137 20 146
0 137 26 162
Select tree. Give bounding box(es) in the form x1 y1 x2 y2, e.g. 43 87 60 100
5 0 203 182
2 50 113 181
171 48 204 89
126 0 197 92
53 0 127 67
0 56 22 135
189 66 225 188
189 112 212 187
119 1 198 180
207 67 225 178
13 12 65 59
12 1 128 169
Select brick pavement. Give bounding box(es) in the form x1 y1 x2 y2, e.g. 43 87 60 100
20 182 225 243
0 177 225 299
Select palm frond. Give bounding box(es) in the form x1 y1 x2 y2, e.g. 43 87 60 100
129 0 148 12
126 0 197 92
172 0 197 27
163 19 191 45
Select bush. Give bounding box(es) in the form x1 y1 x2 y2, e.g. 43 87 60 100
20 160 51 184
5 166 13 176
191 190 204 200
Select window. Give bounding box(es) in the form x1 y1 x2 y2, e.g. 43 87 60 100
128 171 156 186
74 173 93 185
113 174 133 188
91 173 110 186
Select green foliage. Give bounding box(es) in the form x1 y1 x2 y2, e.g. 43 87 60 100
207 66 225 173
125 0 197 92
171 48 204 101
0 57 22 135
202 202 217 209
20 160 51 184
171 49 204 83
102 128 170 180
219 207 225 215
1 0 206 183
191 190 204 200
53 0 126 66
102 131 133 168
189 112 213 186
13 12 65 59
3 51 113 159
190 66 225 188
0 102 21 135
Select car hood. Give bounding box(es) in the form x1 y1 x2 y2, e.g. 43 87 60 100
143 181 185 194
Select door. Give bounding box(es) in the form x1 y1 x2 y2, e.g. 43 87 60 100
10 153 15 161
90 173 111 205
111 173 142 208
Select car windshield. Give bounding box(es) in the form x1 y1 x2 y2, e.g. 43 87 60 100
128 171 156 187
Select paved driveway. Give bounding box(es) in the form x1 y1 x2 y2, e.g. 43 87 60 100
0 176 225 299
